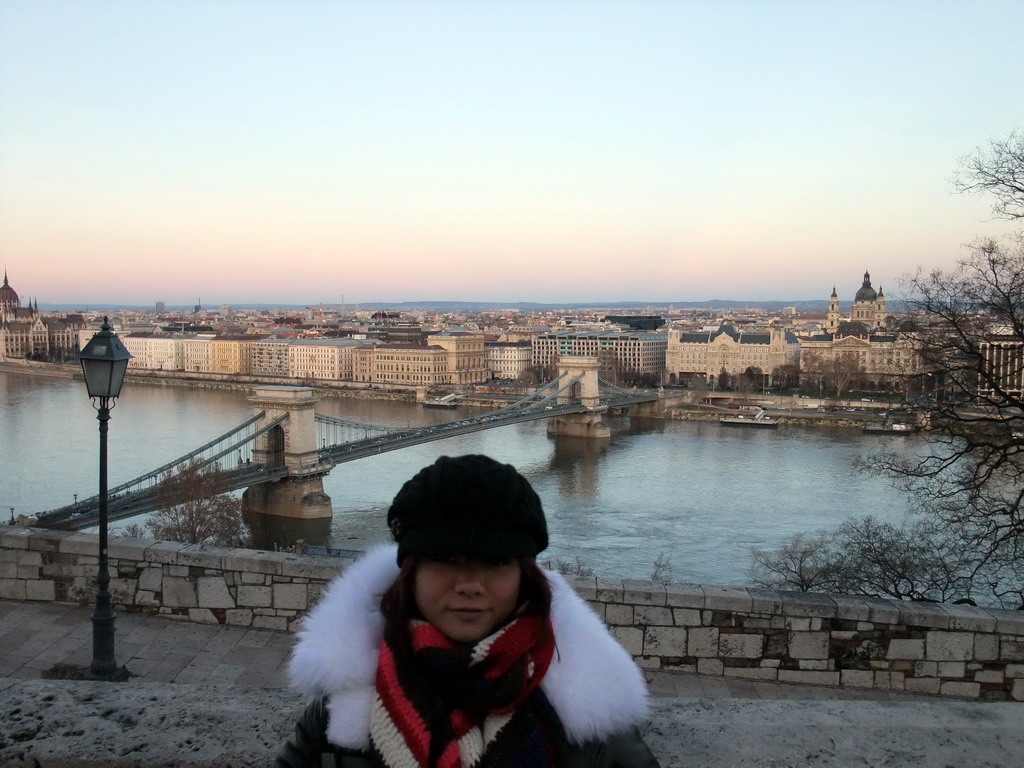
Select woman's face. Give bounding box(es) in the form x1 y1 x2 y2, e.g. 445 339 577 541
414 556 522 643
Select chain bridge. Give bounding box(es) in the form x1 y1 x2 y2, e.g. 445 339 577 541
37 357 660 529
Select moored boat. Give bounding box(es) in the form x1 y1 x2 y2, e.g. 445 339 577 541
720 408 778 428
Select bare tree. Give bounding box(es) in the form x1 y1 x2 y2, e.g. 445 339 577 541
954 130 1024 221
803 351 864 399
147 460 252 547
861 130 1024 599
750 533 834 592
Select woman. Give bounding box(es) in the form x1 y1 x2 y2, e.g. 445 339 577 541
277 454 660 768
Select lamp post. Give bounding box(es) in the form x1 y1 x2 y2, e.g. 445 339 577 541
79 316 132 681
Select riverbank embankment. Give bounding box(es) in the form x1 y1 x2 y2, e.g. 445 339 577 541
1 361 892 427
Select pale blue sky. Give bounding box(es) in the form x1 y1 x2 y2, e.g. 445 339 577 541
1 0 1021 305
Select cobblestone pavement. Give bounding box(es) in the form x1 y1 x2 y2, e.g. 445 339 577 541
0 599 938 701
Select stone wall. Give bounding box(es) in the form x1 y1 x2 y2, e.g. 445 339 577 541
3 525 1023 701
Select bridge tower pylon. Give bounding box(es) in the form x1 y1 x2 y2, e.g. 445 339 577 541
242 386 332 519
548 356 611 438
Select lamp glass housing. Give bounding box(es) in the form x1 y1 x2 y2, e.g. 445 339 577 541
79 318 133 399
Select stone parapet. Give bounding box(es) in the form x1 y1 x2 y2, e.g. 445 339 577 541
3 525 1022 701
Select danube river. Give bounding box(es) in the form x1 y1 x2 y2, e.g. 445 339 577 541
0 370 922 585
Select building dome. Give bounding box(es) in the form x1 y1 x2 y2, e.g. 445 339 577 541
854 270 877 302
0 271 19 312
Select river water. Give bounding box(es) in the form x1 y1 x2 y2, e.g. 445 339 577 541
0 371 921 585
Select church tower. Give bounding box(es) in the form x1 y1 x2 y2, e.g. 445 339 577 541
826 286 840 334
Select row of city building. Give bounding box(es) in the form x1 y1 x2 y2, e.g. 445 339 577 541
0 269 956 394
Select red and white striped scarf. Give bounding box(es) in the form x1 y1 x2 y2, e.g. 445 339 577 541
369 614 564 768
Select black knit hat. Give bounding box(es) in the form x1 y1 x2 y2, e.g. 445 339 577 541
387 454 548 564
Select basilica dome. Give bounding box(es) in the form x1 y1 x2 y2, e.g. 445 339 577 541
854 270 877 302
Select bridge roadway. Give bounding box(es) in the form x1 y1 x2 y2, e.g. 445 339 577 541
43 392 658 531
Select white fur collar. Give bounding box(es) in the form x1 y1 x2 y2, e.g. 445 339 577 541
287 545 650 749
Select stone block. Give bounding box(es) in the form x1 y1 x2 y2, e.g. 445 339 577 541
830 631 858 641
937 661 965 678
1 578 27 600
135 590 159 606
595 578 624 603
187 608 221 625
1013 680 1024 702
760 658 780 668
634 606 673 626
273 582 307 611
0 526 30 549
138 567 163 592
59 532 103 556
1005 664 1024 678
565 575 597 600
605 604 634 626
779 591 836 619
991 609 1024 636
611 626 644 656
840 670 874 688
973 669 1004 684
975 634 1000 661
886 638 925 660
634 656 661 670
874 671 905 690
26 529 74 552
899 602 950 630
702 584 752 613
858 596 901 625
719 632 762 659
1001 640 1024 661
281 555 346 581
110 578 136 605
914 661 938 677
688 627 719 658
17 548 41 569
697 658 723 676
167 565 190 577
724 666 778 681
940 681 980 698
664 582 704 609
25 579 55 601
623 580 667 606
222 549 286 575
777 669 839 686
252 614 288 631
197 576 235 609
225 608 253 627
144 541 185 565
643 626 687 656
178 544 232 569
672 608 702 627
0 563 15 578
108 537 154 561
785 617 811 632
905 677 942 695
831 595 871 622
747 588 783 614
789 631 828 660
586 601 606 620
240 572 267 585
799 659 830 671
16 564 39 579
926 631 973 661
941 603 997 633
162 577 197 608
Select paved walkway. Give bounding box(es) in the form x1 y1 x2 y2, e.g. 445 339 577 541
1 599 939 702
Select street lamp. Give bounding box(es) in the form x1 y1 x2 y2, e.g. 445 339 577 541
79 316 132 681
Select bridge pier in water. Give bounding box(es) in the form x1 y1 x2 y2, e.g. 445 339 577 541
242 386 332 519
547 356 611 439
